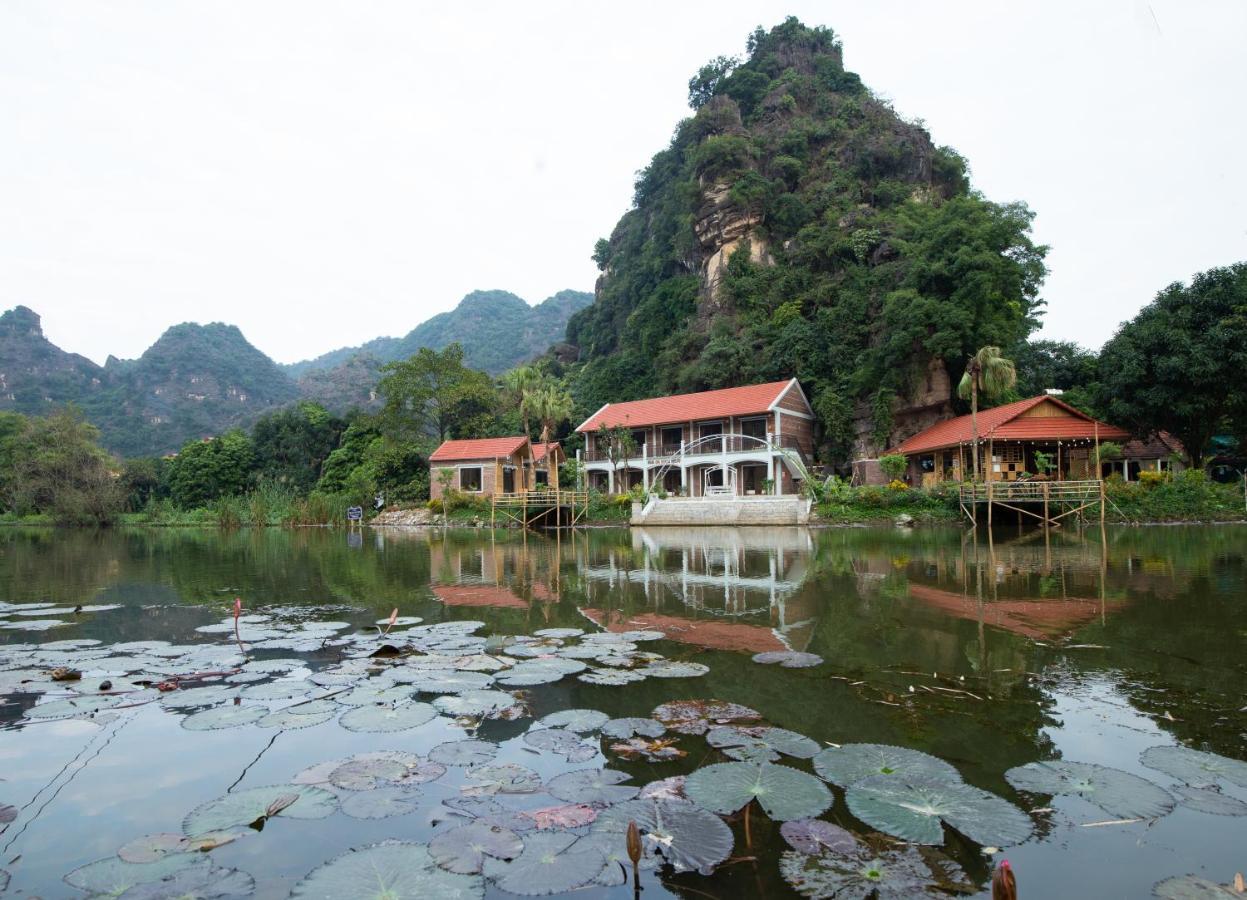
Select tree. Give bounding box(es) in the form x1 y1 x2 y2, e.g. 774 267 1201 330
525 383 574 488
958 347 1017 481
3 407 124 524
377 344 495 444
165 429 254 508
687 55 738 109
251 401 346 492
595 424 637 493
1097 263 1247 467
1011 339 1098 399
501 365 541 438
120 457 164 511
435 468 455 517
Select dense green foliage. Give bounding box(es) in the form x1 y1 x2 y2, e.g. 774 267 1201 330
1096 263 1247 465
564 19 1047 462
377 343 496 443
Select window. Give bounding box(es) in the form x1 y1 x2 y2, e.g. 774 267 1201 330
502 467 514 492
535 469 549 485
699 421 723 438
661 426 682 448
630 430 648 451
459 467 483 492
741 418 767 440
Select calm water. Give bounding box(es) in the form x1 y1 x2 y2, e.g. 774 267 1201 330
1 524 1245 898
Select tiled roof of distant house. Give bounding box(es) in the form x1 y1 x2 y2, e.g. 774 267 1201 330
531 441 560 462
429 436 529 462
576 380 800 432
893 396 1130 455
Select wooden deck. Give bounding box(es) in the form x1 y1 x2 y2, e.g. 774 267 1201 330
491 490 590 528
959 479 1105 527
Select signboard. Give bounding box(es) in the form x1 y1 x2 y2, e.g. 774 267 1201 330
346 506 363 522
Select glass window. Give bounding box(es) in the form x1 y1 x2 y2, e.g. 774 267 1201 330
699 421 723 438
630 430 648 450
459 467 483 491
661 426 683 447
741 418 767 440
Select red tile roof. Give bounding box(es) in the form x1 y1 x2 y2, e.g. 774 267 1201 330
576 380 797 432
531 441 560 462
893 396 1130 455
430 436 529 462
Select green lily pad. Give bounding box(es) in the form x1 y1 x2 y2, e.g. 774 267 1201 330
183 785 337 834
429 739 498 767
1154 875 1247 898
65 854 206 897
779 844 963 900
812 744 961 788
1173 785 1247 816
1141 746 1247 789
341 787 423 820
601 717 666 739
114 863 254 899
685 762 832 821
405 671 494 694
463 763 542 796
593 797 734 874
181 705 268 731
256 707 337 729
752 651 824 668
642 660 709 678
1005 760 1174 819
339 701 437 733
780 819 858 855
578 668 647 686
523 728 598 763
707 726 820 763
496 658 586 687
846 775 1033 846
429 823 524 874
547 768 638 806
486 832 604 896
291 842 482 899
538 708 608 733
442 797 537 833
434 690 523 718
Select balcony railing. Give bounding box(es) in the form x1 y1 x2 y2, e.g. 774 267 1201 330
584 433 808 463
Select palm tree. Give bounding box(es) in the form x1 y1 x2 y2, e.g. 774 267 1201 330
958 346 1017 482
501 366 540 438
525 384 574 489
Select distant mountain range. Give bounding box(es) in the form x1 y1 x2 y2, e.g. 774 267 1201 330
0 288 589 457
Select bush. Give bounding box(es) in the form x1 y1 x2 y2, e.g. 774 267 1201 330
887 479 908 492
879 454 908 482
1137 469 1170 487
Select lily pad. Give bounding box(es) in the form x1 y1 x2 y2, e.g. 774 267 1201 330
752 650 824 668
442 797 537 833
341 787 423 820
707 725 820 763
639 776 687 801
114 863 254 899
429 823 524 874
523 728 598 763
781 819 859 855
594 797 733 874
434 690 523 719
653 699 761 735
181 705 268 731
463 763 542 796
1141 745 1247 789
610 737 686 762
256 706 337 729
1172 785 1247 816
847 775 1033 846
339 701 438 733
487 832 605 896
525 804 598 830
538 708 608 733
1005 760 1174 819
812 743 961 788
334 684 414 706
291 841 482 899
602 717 666 739
117 833 193 864
642 660 709 678
328 752 445 790
240 680 311 701
183 785 337 834
1154 874 1247 898
534 628 584 639
547 768 638 806
686 762 832 821
405 671 494 694
65 854 206 896
496 658 586 687
430 739 498 767
578 668 646 686
779 844 959 900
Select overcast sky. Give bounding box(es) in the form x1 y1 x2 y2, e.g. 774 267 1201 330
2 2 1245 366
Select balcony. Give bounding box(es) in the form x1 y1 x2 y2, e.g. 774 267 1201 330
584 433 807 464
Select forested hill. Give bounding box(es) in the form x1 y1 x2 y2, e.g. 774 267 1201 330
563 18 1047 462
1 288 589 457
286 289 593 378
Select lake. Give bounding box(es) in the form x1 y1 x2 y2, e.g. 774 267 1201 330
1 524 1244 898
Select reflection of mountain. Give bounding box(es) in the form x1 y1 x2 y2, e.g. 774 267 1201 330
907 583 1122 641
576 527 817 653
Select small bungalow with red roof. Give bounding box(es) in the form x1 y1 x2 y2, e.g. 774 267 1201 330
429 436 535 501
890 395 1131 487
574 378 813 496
531 441 565 488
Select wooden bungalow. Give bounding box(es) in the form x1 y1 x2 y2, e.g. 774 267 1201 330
891 395 1131 487
531 442 564 490
429 436 534 501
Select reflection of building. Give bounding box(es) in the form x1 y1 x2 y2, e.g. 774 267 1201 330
907 584 1122 641
428 538 559 609
576 527 817 652
575 380 813 496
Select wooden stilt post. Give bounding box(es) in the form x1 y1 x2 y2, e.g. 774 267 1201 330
986 438 994 530
1043 481 1050 531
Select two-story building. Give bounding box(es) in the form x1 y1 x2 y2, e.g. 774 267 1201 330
574 379 814 496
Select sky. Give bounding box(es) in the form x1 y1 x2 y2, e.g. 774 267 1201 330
2 2 1245 367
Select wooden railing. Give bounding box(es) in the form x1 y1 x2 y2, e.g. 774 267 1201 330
492 490 589 507
959 480 1102 503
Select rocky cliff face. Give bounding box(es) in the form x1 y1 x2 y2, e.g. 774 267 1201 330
0 306 105 414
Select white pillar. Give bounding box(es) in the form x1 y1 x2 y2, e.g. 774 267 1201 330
642 442 649 490
767 431 776 494
608 467 615 494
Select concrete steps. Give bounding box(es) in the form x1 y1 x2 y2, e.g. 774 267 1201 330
631 497 811 526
